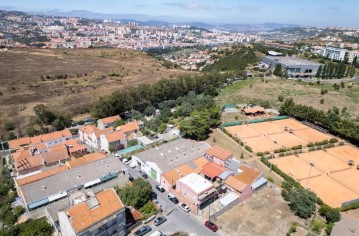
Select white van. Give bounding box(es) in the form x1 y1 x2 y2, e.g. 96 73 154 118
149 231 165 236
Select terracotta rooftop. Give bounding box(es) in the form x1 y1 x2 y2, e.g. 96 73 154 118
16 155 43 172
93 127 113 138
237 165 261 185
103 131 125 143
13 147 32 162
30 130 72 144
66 189 124 233
66 152 107 168
69 144 87 153
8 137 31 149
201 162 226 179
98 115 120 125
79 125 98 135
42 149 70 165
16 165 69 186
225 175 248 192
162 156 209 187
116 121 139 133
205 146 232 161
243 106 265 114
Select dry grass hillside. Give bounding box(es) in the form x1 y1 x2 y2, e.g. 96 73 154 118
0 48 193 133
217 77 359 119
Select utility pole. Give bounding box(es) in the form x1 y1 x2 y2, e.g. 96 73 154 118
208 203 211 222
306 162 315 188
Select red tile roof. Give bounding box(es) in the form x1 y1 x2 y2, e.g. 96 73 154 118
236 165 261 185
93 127 113 138
98 115 120 125
79 125 98 135
201 162 226 179
103 131 125 143
225 176 247 192
8 137 31 149
66 152 107 168
66 189 124 233
116 121 139 133
205 146 232 161
16 165 69 186
30 130 72 144
41 149 70 165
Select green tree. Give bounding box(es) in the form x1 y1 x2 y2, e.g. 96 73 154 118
52 114 72 130
117 178 152 209
315 65 322 78
131 109 143 120
353 56 358 66
4 121 15 131
114 119 125 127
287 188 316 219
344 52 349 64
321 64 327 79
273 64 283 77
33 104 56 125
144 106 156 116
350 66 356 78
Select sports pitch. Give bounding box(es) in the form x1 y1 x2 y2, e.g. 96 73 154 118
270 146 359 208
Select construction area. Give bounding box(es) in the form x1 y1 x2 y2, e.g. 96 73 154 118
225 118 332 153
270 145 359 208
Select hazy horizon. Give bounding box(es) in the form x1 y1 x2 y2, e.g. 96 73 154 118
1 0 358 27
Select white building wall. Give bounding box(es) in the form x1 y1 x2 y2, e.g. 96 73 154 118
58 211 76 236
100 135 110 152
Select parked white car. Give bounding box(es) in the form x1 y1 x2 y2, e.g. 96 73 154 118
179 202 190 212
143 214 156 224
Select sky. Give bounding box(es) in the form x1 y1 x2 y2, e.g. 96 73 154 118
1 0 358 26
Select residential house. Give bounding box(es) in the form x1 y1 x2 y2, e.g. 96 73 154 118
204 146 233 167
116 121 140 140
176 173 217 212
224 164 265 201
90 127 113 150
97 115 121 129
58 189 127 236
161 156 209 192
200 162 227 181
100 130 126 153
30 130 73 147
8 137 31 150
78 125 98 144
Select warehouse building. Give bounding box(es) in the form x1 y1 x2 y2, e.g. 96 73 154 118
262 56 322 77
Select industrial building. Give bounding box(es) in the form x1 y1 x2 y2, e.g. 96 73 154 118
262 56 322 77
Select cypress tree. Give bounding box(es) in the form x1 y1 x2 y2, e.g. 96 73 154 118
315 65 322 78
321 65 327 79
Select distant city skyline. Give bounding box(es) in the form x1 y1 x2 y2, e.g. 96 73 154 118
1 0 358 27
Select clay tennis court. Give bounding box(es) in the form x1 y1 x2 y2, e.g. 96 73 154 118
326 145 359 163
225 125 260 139
248 122 284 135
299 175 359 208
225 119 332 153
270 118 309 131
243 136 281 153
292 128 332 143
329 169 359 195
267 132 305 149
299 151 350 173
269 156 322 180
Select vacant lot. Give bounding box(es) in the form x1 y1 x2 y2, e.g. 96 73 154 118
216 77 359 119
216 186 309 236
0 48 192 133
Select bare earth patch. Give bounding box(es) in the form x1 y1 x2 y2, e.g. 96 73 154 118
215 186 309 236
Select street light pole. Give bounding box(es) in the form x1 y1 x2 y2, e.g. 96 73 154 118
306 162 314 188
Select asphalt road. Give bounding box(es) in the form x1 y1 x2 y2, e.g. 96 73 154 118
126 166 220 236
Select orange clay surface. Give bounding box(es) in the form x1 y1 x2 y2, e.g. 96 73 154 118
299 151 350 173
247 122 284 135
270 118 309 131
326 145 359 163
300 175 358 208
225 125 260 139
267 132 305 149
269 156 322 180
242 136 281 153
292 128 332 143
329 169 359 195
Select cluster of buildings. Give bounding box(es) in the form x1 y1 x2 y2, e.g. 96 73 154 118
5 111 267 235
310 46 359 63
79 115 140 153
0 10 262 50
131 139 267 213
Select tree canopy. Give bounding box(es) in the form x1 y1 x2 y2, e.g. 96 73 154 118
117 178 152 209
